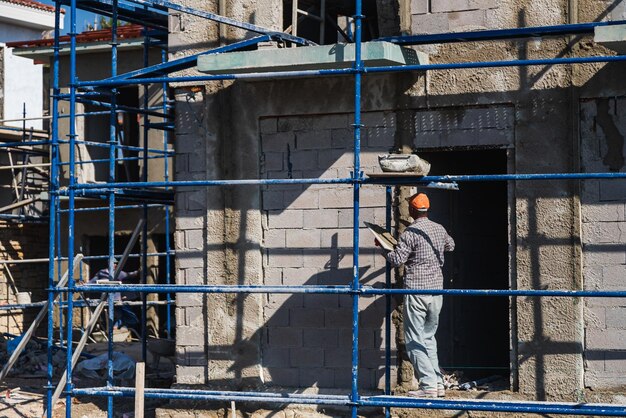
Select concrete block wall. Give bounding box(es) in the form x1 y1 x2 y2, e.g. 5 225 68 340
580 98 626 389
410 0 499 34
259 112 393 389
0 221 48 335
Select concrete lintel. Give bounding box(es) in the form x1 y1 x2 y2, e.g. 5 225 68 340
197 41 428 75
595 24 626 54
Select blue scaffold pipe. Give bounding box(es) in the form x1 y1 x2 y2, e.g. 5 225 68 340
63 171 626 191
0 140 51 148
59 204 166 213
73 386 348 399
378 19 626 45
361 396 626 416
71 285 352 294
73 54 626 88
74 97 172 119
0 301 47 310
58 155 168 166
58 139 173 155
361 287 626 297
384 185 392 418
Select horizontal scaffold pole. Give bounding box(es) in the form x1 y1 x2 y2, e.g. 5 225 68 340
55 172 626 192
64 284 626 298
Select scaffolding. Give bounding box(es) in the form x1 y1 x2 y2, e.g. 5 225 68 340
26 0 626 416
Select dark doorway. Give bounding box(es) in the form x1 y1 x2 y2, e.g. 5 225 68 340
418 148 510 381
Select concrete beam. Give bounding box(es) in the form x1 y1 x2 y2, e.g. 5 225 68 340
197 41 428 74
595 24 626 54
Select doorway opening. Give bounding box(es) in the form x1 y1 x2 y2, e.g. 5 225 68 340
418 148 510 382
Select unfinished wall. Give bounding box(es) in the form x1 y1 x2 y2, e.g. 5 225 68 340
0 221 48 335
172 0 626 400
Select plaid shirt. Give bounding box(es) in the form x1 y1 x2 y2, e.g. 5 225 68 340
386 217 455 290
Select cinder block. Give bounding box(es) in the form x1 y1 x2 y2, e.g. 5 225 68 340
259 117 278 134
362 111 395 128
261 132 295 152
268 327 303 347
582 203 626 223
412 13 449 35
262 152 285 172
303 294 339 309
584 250 626 267
267 209 304 229
319 188 354 209
265 249 304 268
366 126 394 147
263 268 283 286
289 150 319 171
264 306 290 327
299 367 335 387
296 130 332 150
318 149 353 170
184 268 205 285
448 9 487 30
361 187 387 208
599 180 626 201
303 209 339 228
582 222 626 244
411 0 428 14
177 326 205 346
324 347 352 368
431 0 470 12
265 367 299 386
331 128 354 149
290 347 324 367
321 229 354 248
302 250 336 268
285 229 321 248
602 264 626 288
262 191 284 211
604 351 626 372
185 229 204 249
263 229 286 248
606 307 626 329
266 293 303 309
478 128 514 146
324 308 353 327
186 349 207 366
469 0 497 8
290 308 325 327
414 131 441 148
282 267 319 285
586 329 626 350
188 153 206 172
262 346 290 367
176 366 206 384
176 253 204 269
359 348 385 368
584 306 606 329
284 190 319 210
303 328 339 348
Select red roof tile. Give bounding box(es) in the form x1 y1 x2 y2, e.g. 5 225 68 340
6 24 144 48
1 0 60 13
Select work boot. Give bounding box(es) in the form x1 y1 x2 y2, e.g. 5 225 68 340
437 385 446 397
407 388 438 398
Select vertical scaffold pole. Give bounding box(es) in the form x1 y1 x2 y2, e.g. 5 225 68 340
384 186 392 418
351 0 363 416
65 0 78 413
161 48 172 338
141 23 150 363
107 4 119 417
46 1 61 416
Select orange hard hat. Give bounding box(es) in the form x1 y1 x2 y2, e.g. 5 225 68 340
410 193 430 212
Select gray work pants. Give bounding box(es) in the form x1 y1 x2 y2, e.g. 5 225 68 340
403 294 444 390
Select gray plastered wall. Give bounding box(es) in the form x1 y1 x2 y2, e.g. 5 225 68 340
172 0 626 399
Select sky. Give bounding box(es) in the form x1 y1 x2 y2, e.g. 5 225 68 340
39 0 99 34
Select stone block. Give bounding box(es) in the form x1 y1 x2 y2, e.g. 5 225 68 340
331 128 354 149
303 294 339 309
303 328 339 348
263 229 285 248
302 250 336 268
414 131 441 148
366 126 393 148
265 367 299 386
448 9 487 30
268 327 302 347
265 249 304 268
296 130 332 150
361 187 387 208
324 347 352 368
303 209 339 228
359 349 385 368
600 180 626 201
604 351 626 372
582 222 626 244
177 326 205 346
264 306 290 327
284 190 319 210
263 268 283 286
431 0 470 12
602 264 626 288
176 293 203 307
282 267 319 285
469 0 497 8
290 347 324 367
262 347 290 367
411 0 428 14
266 293 303 309
176 253 204 269
318 149 353 169
324 308 353 327
585 306 606 329
290 307 325 327
267 209 304 229
478 128 514 146
262 190 285 211
259 117 278 134
584 250 626 267
261 132 295 152
299 367 335 387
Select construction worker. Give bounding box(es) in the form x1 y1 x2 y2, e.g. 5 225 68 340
376 192 455 398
